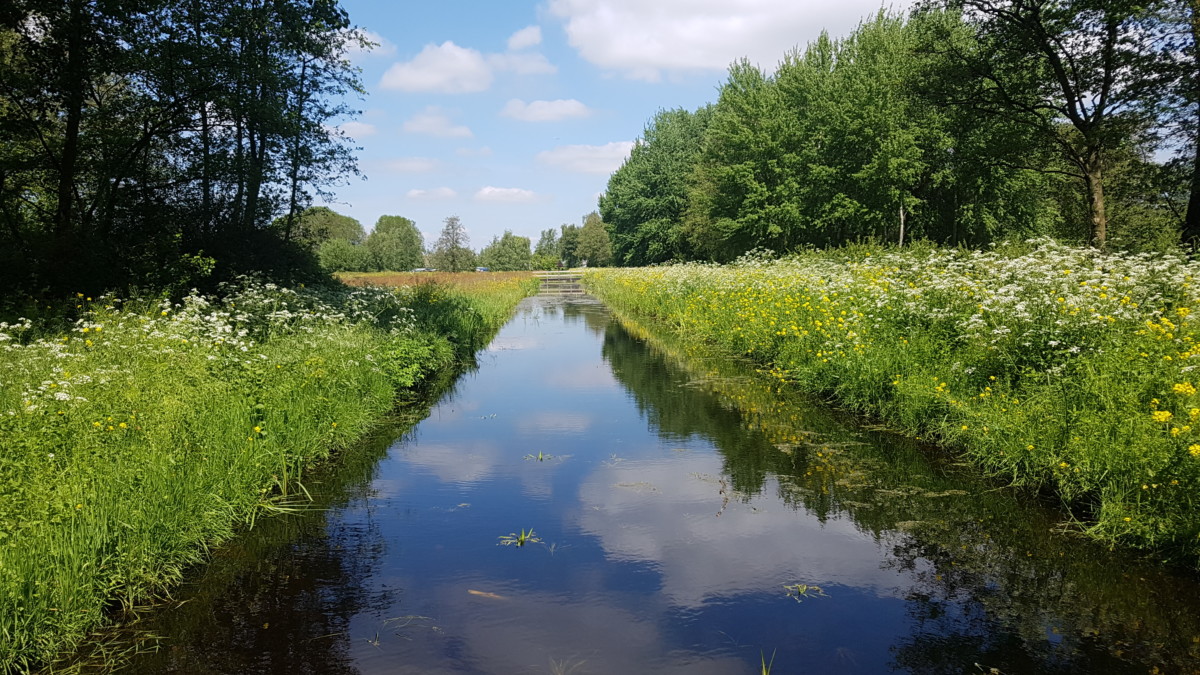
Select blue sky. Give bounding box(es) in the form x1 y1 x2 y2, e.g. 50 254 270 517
321 0 910 249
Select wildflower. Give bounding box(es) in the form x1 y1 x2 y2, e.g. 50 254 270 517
1190 444 1200 457
1174 382 1198 396
1152 410 1174 423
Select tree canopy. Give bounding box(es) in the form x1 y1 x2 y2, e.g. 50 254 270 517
0 0 365 296
600 6 1193 261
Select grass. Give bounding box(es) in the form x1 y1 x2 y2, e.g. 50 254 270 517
584 239 1200 563
0 275 536 671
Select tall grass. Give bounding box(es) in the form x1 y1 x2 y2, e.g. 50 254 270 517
0 276 535 671
585 239 1200 562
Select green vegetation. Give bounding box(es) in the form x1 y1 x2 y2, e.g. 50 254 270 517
497 528 541 547
0 276 536 671
429 216 477 272
586 240 1200 562
0 1 366 297
479 231 534 271
600 7 1197 263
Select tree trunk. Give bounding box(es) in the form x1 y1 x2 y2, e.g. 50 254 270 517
55 0 87 238
898 202 906 247
1084 150 1108 249
1186 146 1200 246
1184 0 1200 247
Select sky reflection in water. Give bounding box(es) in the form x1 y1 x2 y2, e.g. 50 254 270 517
117 294 1200 675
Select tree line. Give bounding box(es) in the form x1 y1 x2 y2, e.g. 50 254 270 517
601 2 1199 265
0 0 364 297
301 207 614 273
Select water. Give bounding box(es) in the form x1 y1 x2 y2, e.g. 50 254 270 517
106 295 1200 674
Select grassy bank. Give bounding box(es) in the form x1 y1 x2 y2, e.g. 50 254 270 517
584 240 1200 562
0 275 536 671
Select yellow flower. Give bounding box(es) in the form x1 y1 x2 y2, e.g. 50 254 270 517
1174 382 1197 396
1189 444 1200 457
1152 410 1174 423
253 426 262 434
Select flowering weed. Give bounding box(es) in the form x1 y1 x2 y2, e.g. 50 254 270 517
586 239 1200 562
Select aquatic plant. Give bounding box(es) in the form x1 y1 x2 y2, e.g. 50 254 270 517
784 583 828 602
498 528 542 547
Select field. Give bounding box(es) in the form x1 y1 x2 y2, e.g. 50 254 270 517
585 239 1200 561
0 275 537 671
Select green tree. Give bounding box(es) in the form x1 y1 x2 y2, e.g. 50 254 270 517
0 0 365 296
601 106 713 265
316 238 370 272
534 228 559 256
558 223 581 267
429 215 474 271
479 230 532 271
274 206 364 247
575 212 613 266
919 0 1165 247
365 215 423 271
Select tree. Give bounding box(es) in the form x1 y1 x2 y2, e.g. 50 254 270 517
534 228 559 256
275 206 364 246
919 0 1165 247
558 223 581 267
0 0 365 295
575 212 613 266
317 238 369 271
601 106 713 265
478 230 532 271
429 215 474 271
365 215 422 271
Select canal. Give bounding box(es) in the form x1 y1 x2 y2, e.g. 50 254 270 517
104 293 1200 674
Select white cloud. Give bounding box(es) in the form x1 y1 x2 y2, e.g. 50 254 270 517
403 107 473 138
507 25 542 50
548 0 910 80
474 186 538 203
345 29 396 57
407 187 457 200
336 121 377 138
381 157 437 173
456 146 494 157
536 141 634 174
488 51 556 75
501 98 591 122
380 41 493 93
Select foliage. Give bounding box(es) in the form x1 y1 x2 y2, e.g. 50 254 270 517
600 107 713 265
275 206 365 247
917 0 1170 247
575 212 613 267
365 215 424 272
317 238 371 272
586 239 1200 561
479 230 533 271
600 8 1190 259
0 276 534 670
558 224 581 267
429 216 475 272
534 228 559 257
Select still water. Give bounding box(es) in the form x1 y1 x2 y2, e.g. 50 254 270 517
113 295 1200 674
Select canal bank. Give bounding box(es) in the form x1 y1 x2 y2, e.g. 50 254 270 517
78 293 1200 674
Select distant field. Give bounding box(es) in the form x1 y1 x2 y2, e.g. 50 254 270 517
338 271 535 289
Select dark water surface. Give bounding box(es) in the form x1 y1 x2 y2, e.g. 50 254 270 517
110 295 1200 674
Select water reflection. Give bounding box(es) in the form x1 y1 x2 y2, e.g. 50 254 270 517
92 296 1200 674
